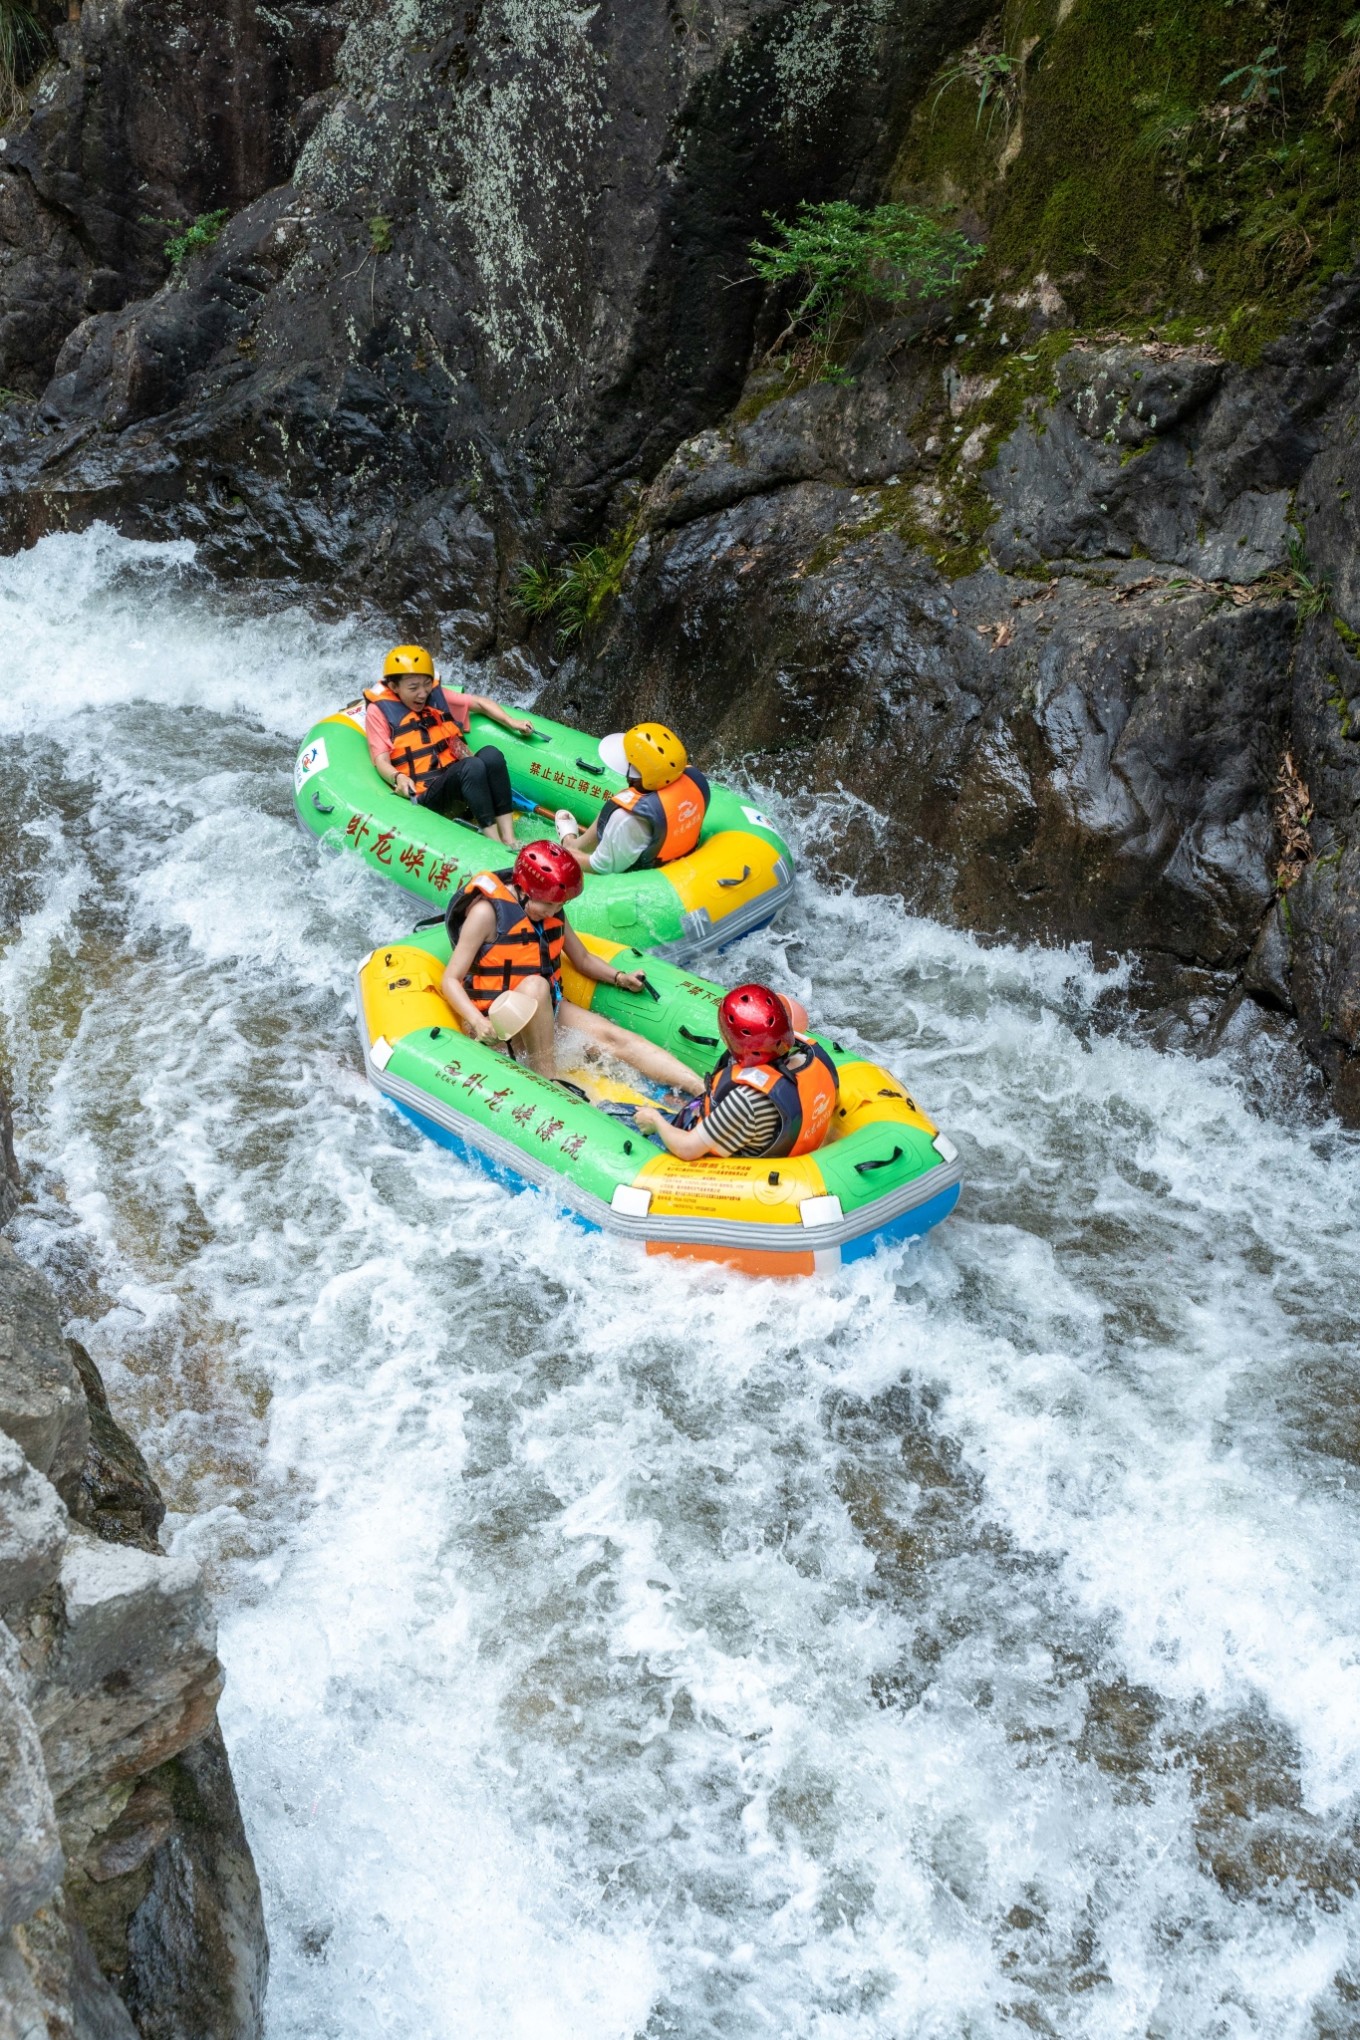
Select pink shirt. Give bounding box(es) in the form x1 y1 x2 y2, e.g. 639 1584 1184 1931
365 687 475 762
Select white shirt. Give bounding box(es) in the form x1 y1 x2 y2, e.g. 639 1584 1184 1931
587 809 653 874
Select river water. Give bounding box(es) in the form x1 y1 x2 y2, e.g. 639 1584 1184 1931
4 527 1360 2038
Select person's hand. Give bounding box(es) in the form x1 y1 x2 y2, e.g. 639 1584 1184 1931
466 1012 500 1047
392 772 416 799
514 717 535 736
613 969 646 993
633 1105 663 1133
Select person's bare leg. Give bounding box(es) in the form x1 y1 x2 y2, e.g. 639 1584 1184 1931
479 822 503 842
557 1000 702 1092
495 813 516 847
513 976 558 1078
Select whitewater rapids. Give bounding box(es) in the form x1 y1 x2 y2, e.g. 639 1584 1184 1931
4 528 1360 2038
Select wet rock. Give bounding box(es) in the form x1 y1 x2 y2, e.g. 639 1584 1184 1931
124 1732 267 2040
1242 898 1294 1012
63 1344 164 1557
0 1434 66 1615
32 1530 223 1799
0 1241 89 1496
0 1085 17 1230
0 1634 63 1936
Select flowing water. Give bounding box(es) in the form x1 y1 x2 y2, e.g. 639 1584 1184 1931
4 527 1360 2039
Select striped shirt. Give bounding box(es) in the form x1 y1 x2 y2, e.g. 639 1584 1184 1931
700 1083 783 1158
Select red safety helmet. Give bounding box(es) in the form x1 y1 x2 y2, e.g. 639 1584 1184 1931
718 982 794 1066
511 839 583 907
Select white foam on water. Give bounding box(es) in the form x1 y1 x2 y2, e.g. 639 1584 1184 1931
4 527 1360 2037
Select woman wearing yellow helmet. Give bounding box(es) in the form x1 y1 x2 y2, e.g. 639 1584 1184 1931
557 722 710 874
364 645 534 848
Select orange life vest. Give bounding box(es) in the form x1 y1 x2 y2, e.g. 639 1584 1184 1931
445 872 566 1015
600 768 709 868
366 684 469 794
678 1037 840 1158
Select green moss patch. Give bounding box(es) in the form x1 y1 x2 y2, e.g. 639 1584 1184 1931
893 0 1360 362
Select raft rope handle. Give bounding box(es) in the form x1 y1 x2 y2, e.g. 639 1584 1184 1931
854 1145 904 1175
716 866 752 889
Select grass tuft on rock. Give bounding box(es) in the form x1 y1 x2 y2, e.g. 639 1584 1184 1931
515 523 639 642
0 0 49 121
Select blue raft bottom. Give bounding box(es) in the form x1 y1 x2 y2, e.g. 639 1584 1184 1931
393 1100 960 1269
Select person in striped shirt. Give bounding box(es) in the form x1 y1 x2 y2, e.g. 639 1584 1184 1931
635 983 838 1162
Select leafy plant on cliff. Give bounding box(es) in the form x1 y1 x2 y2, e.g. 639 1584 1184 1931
1219 45 1286 109
931 43 1023 136
750 201 982 355
515 523 639 642
162 210 229 271
0 0 50 120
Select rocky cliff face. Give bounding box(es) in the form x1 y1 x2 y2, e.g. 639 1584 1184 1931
0 1134 267 2040
0 0 985 633
0 0 1358 1114
543 282 1360 1114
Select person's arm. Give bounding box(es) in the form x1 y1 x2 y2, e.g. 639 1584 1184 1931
365 712 416 797
636 1083 780 1159
561 922 646 994
439 901 501 1044
466 694 535 737
631 1107 720 1159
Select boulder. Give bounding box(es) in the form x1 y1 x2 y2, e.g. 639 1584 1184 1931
0 1243 88 1498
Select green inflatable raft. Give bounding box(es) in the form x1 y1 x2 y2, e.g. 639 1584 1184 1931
294 701 795 961
357 925 963 1278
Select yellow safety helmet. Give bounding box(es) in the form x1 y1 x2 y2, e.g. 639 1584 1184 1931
383 644 435 680
623 722 688 792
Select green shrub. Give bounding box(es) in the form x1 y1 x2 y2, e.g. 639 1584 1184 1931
749 201 982 350
162 210 229 271
368 215 392 254
514 523 639 642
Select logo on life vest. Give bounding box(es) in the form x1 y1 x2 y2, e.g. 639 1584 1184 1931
294 737 329 792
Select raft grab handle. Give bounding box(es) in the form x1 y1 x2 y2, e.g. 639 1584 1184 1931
575 756 604 775
716 866 752 889
854 1145 904 1175
679 1025 719 1047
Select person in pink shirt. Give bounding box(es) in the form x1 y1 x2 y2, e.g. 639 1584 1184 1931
365 645 534 848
